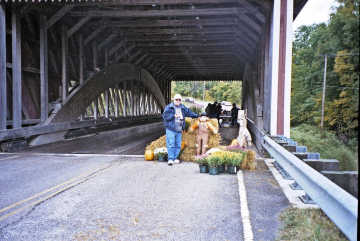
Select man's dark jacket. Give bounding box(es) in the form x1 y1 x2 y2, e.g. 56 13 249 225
162 103 198 132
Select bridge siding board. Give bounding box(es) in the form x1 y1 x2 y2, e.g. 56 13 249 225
12 9 22 129
61 25 68 103
0 5 6 130
277 0 287 135
40 15 49 122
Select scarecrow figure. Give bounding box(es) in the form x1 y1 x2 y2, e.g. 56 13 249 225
190 112 218 155
236 110 252 148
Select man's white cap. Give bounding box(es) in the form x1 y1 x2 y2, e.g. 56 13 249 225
174 94 182 100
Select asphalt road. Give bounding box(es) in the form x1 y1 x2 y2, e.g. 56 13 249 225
0 153 290 241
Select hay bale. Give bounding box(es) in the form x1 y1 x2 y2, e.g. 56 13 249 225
145 117 221 162
240 149 256 170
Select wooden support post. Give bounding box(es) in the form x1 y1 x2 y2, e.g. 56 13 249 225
108 88 115 117
61 25 68 103
40 15 48 122
79 34 84 85
104 50 109 118
93 99 98 120
0 5 7 130
123 82 127 116
105 90 109 118
112 88 118 117
12 9 22 129
130 80 134 116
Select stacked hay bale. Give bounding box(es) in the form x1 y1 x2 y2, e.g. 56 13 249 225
145 117 221 162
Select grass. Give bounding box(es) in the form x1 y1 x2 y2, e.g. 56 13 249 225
290 124 358 171
277 208 348 241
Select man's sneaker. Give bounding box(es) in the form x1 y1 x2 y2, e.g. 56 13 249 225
174 159 180 164
168 160 174 166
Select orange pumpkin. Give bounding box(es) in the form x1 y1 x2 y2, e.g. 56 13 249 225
144 149 154 161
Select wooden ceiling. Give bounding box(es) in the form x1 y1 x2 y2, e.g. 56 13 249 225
18 0 307 81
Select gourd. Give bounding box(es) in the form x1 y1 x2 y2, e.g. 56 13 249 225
189 120 199 132
181 141 186 150
144 149 154 161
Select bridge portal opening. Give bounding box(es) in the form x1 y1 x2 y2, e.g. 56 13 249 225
0 1 307 153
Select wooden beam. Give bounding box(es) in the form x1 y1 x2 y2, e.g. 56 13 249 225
70 8 239 18
147 52 237 56
79 34 84 85
61 25 68 103
105 18 237 28
67 16 91 38
92 43 98 69
40 15 48 123
84 25 106 45
7 119 40 126
81 0 239 5
115 45 135 62
134 54 147 65
12 9 22 129
134 41 234 47
131 34 235 42
46 5 74 29
128 49 142 62
0 5 6 130
19 4 33 16
98 33 117 50
116 27 236 35
109 39 127 56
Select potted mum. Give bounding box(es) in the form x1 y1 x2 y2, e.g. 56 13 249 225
217 156 226 173
157 151 168 162
227 152 245 174
207 156 220 175
154 147 168 162
196 157 209 173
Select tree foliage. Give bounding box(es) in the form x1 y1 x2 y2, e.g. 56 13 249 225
172 81 242 105
291 0 359 141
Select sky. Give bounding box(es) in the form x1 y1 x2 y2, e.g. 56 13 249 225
293 0 339 31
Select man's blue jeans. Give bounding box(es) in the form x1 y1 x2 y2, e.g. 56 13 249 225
166 128 182 161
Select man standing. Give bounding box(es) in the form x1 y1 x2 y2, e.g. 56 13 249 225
162 94 198 166
231 103 239 126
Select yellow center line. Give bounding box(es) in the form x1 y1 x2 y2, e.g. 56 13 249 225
0 163 113 220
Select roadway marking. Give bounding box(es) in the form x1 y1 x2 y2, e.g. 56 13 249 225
0 155 20 161
0 163 114 222
237 170 254 241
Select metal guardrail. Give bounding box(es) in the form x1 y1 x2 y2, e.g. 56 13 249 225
247 119 358 241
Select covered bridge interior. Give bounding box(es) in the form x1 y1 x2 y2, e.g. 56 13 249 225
0 0 307 152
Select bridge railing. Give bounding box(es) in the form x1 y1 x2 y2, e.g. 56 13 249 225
247 118 358 241
0 115 162 142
